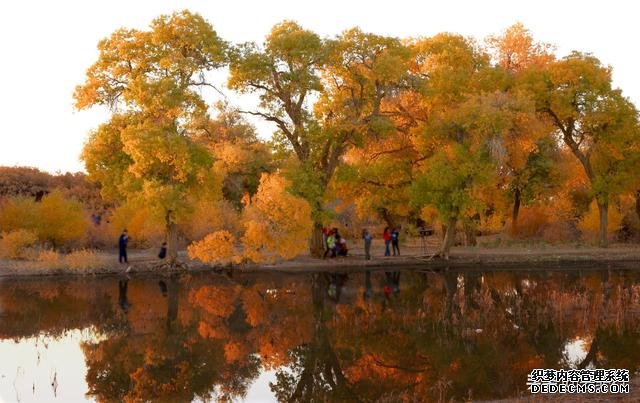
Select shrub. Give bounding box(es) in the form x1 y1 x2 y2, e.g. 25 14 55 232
36 249 64 269
0 229 38 259
187 230 241 265
0 190 89 249
38 190 89 248
241 173 312 263
64 249 107 271
0 197 39 232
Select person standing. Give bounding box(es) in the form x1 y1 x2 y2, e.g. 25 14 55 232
391 227 400 256
362 229 372 260
383 227 391 257
324 230 336 258
158 241 167 259
118 229 129 264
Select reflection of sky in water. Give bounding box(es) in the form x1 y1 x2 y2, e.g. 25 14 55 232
562 337 589 369
0 331 278 403
0 330 93 403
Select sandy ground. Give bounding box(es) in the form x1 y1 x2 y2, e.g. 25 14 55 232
2 237 640 278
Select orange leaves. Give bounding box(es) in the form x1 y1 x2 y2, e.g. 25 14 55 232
0 229 37 259
0 190 89 249
241 173 312 263
187 230 241 265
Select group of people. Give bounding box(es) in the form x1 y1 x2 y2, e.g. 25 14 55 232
364 226 401 259
323 227 349 258
323 225 402 261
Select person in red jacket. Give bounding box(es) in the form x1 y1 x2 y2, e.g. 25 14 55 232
383 227 391 256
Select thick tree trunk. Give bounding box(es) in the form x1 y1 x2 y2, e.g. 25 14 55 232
597 201 609 248
439 217 457 259
463 221 477 246
512 188 521 232
165 211 178 262
310 222 325 258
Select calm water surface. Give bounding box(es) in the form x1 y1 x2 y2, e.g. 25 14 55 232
1 268 639 402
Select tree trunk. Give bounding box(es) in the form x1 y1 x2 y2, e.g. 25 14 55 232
166 211 178 262
463 221 477 246
310 222 325 258
512 188 521 232
597 201 609 248
635 190 640 221
439 217 457 259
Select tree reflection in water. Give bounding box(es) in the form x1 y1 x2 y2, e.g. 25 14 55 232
1 268 639 401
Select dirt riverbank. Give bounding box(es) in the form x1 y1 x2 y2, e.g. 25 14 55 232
2 242 640 279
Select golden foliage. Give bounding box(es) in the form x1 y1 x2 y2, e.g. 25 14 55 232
38 190 89 247
578 201 623 240
187 230 241 265
64 249 108 271
0 229 38 259
108 201 164 247
36 249 64 269
180 199 240 242
241 173 312 263
0 190 88 248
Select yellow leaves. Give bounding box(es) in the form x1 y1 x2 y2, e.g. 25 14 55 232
241 173 313 262
0 229 38 259
578 201 623 239
187 230 241 265
0 190 88 249
109 201 164 247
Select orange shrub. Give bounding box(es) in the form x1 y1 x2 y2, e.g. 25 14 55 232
0 190 88 249
64 249 108 271
241 173 312 263
187 230 241 265
0 229 38 259
38 190 89 248
36 249 64 269
509 206 550 238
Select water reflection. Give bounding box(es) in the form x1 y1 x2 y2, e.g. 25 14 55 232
1 268 639 402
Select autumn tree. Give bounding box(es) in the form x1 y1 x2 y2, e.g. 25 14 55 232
486 24 559 229
524 52 640 246
409 34 505 257
193 102 273 208
229 22 409 256
75 11 227 261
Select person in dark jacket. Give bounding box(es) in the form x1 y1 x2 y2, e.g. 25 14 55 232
118 229 129 264
158 242 167 259
391 227 400 256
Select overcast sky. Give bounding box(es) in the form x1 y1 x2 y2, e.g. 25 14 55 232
0 0 637 173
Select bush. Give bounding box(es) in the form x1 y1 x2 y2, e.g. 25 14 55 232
0 190 89 249
241 173 312 263
38 190 89 248
187 230 241 265
36 249 64 269
0 229 38 259
64 249 107 271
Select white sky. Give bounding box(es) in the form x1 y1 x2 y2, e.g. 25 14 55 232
0 0 638 173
